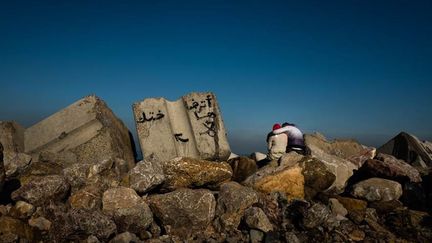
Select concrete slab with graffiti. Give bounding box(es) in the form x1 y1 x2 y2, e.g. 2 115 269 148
24 95 135 168
133 92 231 162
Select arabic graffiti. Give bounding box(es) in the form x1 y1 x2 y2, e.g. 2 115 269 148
188 95 217 137
137 110 165 123
174 133 189 143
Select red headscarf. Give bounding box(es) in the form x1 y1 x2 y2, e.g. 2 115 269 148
272 123 281 131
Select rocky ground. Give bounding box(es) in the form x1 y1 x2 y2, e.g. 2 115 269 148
0 132 431 243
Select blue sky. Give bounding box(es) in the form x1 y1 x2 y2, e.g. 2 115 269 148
1 0 431 154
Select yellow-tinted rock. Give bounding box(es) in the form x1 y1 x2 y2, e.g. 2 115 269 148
0 216 39 241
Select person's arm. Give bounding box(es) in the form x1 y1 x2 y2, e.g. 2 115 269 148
273 126 290 135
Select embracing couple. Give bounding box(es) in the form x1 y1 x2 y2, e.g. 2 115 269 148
266 122 308 160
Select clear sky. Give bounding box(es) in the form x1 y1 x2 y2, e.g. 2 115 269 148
1 0 431 155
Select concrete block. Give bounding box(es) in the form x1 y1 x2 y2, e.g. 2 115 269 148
133 92 230 161
24 95 135 167
0 122 25 161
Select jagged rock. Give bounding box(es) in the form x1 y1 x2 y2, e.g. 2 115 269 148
304 133 375 193
28 216 52 231
334 196 367 224
69 208 117 241
228 156 257 182
384 208 432 241
279 152 304 167
360 153 422 183
133 92 231 161
24 95 135 168
378 132 432 168
0 216 39 241
63 163 92 192
351 178 403 202
127 160 165 194
18 161 64 185
0 122 25 162
109 232 142 243
243 156 335 200
244 207 273 232
302 202 331 229
102 187 153 233
215 181 258 230
161 157 232 191
3 152 32 178
69 184 103 210
11 175 70 206
369 200 404 214
329 198 348 220
249 229 264 243
147 188 216 235
9 201 35 219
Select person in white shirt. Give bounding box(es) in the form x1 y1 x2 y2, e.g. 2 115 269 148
273 122 307 155
267 123 288 160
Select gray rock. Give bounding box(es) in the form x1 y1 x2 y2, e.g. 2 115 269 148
329 198 348 219
102 187 141 211
244 207 273 233
4 152 32 178
351 178 403 202
147 188 216 235
109 232 142 243
69 208 117 241
215 181 258 230
133 92 231 162
367 153 422 182
128 160 165 194
63 163 92 192
69 184 103 210
11 175 70 206
302 202 331 229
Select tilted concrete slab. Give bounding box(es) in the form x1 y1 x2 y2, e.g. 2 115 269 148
24 95 135 168
133 92 231 162
0 121 25 161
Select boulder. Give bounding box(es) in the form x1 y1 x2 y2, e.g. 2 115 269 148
378 132 432 168
28 216 52 231
69 208 117 241
11 175 70 206
133 92 231 162
147 188 216 234
24 95 135 168
63 163 92 192
227 156 257 182
9 201 35 219
3 153 32 178
363 153 422 183
102 187 142 212
329 198 348 220
244 207 273 232
243 156 335 200
302 202 331 229
161 157 232 191
0 216 39 241
351 178 403 202
127 160 165 194
333 196 368 224
69 184 103 210
215 181 258 230
304 133 375 193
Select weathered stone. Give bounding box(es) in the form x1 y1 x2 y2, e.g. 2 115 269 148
102 186 153 233
0 122 25 161
69 184 103 210
215 181 258 230
63 163 92 192
378 132 432 168
109 232 141 243
333 196 367 224
24 95 135 168
279 152 304 167
351 178 403 202
102 187 141 212
369 200 404 214
228 156 257 182
244 207 273 232
0 233 19 243
4 152 32 178
85 235 101 243
147 188 216 234
9 201 35 219
384 208 432 241
302 202 331 229
329 198 348 220
285 232 300 243
69 208 117 241
12 175 70 206
161 157 232 191
370 153 422 182
348 229 365 242
18 161 64 185
133 92 230 161
250 229 264 243
28 216 52 231
251 152 267 162
127 160 165 194
0 216 39 241
304 133 375 193
243 156 334 200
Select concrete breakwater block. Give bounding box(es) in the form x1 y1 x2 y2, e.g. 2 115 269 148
133 92 231 162
23 95 135 168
